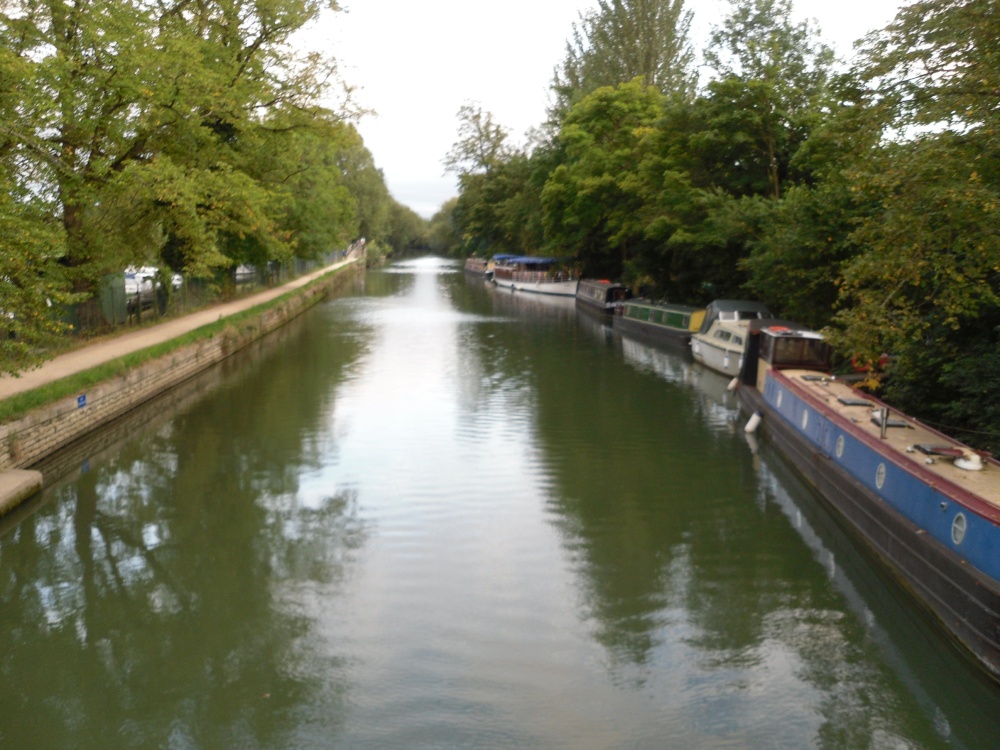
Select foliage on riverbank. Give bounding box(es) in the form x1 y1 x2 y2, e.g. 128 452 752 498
0 0 428 373
442 0 1000 452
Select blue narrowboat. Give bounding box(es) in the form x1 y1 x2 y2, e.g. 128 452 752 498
736 323 1000 680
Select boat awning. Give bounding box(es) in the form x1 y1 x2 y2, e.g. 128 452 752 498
509 256 565 265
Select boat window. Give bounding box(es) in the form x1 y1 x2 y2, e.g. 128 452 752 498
737 310 764 320
766 336 832 368
733 336 743 346
715 330 731 341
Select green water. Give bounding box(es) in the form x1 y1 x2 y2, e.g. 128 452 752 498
1 257 998 749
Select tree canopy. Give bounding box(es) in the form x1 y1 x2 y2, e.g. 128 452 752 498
1 0 424 371
552 0 696 118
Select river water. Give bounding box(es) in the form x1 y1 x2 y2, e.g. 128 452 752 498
2 256 999 749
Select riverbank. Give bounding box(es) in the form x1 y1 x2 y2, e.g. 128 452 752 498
0 257 362 513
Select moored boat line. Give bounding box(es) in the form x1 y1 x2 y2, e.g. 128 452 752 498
476 254 1000 681
734 322 1000 681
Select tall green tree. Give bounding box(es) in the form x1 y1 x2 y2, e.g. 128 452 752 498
387 203 429 253
0 183 80 373
542 80 665 278
0 0 341 287
338 129 392 243
445 104 548 257
830 0 1000 364
552 0 695 117
703 0 835 199
819 0 1000 448
443 103 512 177
628 0 840 306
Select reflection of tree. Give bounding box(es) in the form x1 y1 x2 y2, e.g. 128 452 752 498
0 307 368 747
461 291 921 718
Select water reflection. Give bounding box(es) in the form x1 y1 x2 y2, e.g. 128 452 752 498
0 308 369 748
0 259 998 749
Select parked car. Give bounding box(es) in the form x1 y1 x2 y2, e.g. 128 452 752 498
125 267 182 313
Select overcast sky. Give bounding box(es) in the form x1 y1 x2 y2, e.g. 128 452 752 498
302 0 904 219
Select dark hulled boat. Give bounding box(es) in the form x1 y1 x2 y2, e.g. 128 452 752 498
575 279 632 315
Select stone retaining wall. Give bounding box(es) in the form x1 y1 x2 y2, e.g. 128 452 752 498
0 266 359 472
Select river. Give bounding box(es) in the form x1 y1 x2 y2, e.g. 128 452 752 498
1 256 999 749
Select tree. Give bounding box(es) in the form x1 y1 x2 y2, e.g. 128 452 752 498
427 199 462 257
387 203 429 253
338 130 392 243
0 186 80 374
262 112 359 262
703 0 835 199
0 0 342 289
542 80 665 278
601 0 840 305
825 0 1000 446
552 0 696 117
443 103 512 176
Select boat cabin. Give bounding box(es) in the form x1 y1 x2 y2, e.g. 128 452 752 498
493 256 571 280
697 299 772 334
740 323 832 392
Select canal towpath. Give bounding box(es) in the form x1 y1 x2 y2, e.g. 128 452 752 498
0 257 359 510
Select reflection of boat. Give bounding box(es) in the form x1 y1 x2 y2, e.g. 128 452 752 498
690 299 772 375
613 299 704 351
487 279 577 321
619 335 691 385
752 448 1000 749
575 279 632 314
735 322 1000 681
491 256 578 297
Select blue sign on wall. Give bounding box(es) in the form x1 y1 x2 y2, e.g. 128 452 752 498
77 394 86 409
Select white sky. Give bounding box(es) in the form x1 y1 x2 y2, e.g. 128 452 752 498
301 0 905 219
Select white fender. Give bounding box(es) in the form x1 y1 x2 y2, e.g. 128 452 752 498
744 410 763 434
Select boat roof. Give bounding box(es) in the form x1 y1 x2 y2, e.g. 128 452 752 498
699 299 773 333
777 369 1000 519
506 256 566 265
706 299 773 314
749 319 825 339
627 298 701 312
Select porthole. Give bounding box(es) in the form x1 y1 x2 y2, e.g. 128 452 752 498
836 435 845 459
801 410 809 430
952 513 967 546
876 463 886 490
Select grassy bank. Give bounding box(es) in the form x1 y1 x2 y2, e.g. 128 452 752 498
0 265 354 424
